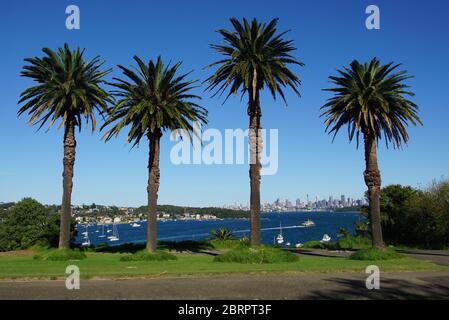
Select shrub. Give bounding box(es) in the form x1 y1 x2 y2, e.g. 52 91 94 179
214 246 299 264
208 239 246 249
337 236 372 250
350 247 401 260
120 250 177 262
34 249 87 261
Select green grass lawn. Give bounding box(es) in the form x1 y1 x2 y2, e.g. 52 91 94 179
0 250 447 280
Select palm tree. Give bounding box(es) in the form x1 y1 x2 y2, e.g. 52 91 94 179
210 228 235 241
18 44 111 249
321 58 422 249
205 17 304 245
102 56 207 253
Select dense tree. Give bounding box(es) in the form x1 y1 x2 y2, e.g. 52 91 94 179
321 58 422 249
0 198 75 251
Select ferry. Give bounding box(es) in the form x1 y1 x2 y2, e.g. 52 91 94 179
301 219 315 227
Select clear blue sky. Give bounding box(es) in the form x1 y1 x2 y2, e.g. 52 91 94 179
1 0 448 207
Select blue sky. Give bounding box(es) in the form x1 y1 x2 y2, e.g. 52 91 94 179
1 0 448 207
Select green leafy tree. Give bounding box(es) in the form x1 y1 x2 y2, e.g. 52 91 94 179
18 44 111 249
102 56 207 252
206 17 304 245
0 198 75 251
379 184 417 244
321 58 422 249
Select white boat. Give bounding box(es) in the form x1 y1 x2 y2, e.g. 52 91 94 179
321 234 331 242
301 219 315 227
275 222 284 245
81 225 90 246
108 224 120 242
98 224 106 238
131 223 141 228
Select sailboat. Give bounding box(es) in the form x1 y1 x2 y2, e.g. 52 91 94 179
108 223 119 242
276 222 284 245
98 224 106 238
321 234 331 242
81 225 91 246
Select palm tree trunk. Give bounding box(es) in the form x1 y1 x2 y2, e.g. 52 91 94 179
248 69 261 246
147 130 161 253
59 119 76 249
363 130 384 250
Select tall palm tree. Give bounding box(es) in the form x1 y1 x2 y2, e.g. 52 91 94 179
102 56 207 252
205 17 304 245
18 44 111 249
321 58 422 249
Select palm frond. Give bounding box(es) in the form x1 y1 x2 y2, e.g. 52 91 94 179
18 43 112 132
205 17 304 104
101 56 208 147
321 58 422 148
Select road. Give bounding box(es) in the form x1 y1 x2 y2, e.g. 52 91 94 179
1 271 449 299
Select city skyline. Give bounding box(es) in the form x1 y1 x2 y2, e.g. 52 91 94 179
1 192 365 209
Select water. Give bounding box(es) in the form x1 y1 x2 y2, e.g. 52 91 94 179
75 211 362 247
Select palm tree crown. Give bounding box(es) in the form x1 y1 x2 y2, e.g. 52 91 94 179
102 56 207 144
18 43 111 131
321 58 422 147
205 17 304 102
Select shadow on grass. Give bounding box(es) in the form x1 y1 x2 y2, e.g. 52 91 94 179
158 241 216 255
92 240 216 255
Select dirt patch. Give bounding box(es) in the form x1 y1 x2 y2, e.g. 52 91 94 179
0 250 34 257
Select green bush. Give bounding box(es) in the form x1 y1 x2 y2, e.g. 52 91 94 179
214 246 299 264
208 239 248 249
349 247 401 260
337 236 372 250
120 250 177 262
34 249 87 261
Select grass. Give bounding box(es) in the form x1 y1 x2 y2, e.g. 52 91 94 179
0 247 446 280
120 250 177 262
214 246 299 264
337 236 372 250
350 247 402 260
33 248 87 261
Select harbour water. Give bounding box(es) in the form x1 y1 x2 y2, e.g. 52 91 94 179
75 211 362 247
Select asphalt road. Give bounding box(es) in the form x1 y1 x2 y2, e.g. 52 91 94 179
1 271 449 299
